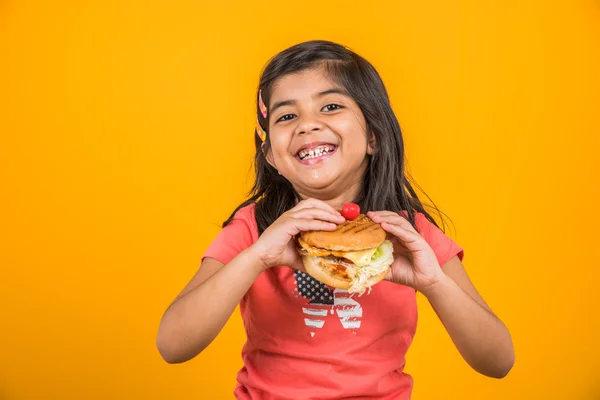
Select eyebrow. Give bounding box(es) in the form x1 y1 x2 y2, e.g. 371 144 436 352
270 88 350 114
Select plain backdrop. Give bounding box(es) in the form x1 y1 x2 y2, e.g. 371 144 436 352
1 1 599 399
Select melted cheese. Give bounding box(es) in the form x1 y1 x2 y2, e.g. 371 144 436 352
332 247 378 267
297 237 331 257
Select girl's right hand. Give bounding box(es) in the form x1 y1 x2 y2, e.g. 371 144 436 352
250 198 346 271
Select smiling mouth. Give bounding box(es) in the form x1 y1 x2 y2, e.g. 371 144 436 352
296 144 337 161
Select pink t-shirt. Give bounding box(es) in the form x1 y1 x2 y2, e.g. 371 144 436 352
203 204 464 400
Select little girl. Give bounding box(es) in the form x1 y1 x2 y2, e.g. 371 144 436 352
157 40 514 400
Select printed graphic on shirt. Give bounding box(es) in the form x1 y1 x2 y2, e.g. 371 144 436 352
295 270 334 305
293 270 363 334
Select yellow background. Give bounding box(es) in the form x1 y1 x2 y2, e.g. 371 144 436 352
1 1 599 399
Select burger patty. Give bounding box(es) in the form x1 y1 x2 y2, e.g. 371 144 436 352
326 263 349 279
317 258 358 280
297 236 378 267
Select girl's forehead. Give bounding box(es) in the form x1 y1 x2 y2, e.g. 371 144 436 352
270 69 344 104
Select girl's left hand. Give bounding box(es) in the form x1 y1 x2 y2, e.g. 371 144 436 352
367 211 445 293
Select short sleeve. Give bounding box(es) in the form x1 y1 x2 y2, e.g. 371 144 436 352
202 204 258 265
415 213 464 267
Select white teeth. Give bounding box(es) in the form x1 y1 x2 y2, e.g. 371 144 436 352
298 145 335 160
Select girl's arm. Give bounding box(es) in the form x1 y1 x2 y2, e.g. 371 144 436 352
156 247 264 364
421 256 515 378
156 198 345 364
367 211 515 378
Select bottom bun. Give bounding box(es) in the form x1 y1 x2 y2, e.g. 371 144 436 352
301 255 389 291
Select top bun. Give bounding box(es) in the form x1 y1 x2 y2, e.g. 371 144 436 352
300 214 386 251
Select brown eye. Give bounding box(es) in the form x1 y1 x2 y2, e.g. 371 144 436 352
322 104 343 112
276 114 296 123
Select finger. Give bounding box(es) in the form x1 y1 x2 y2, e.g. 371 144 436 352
290 208 345 225
282 218 338 238
392 241 411 255
368 210 396 217
368 211 419 234
293 198 342 216
367 210 403 223
368 210 405 220
292 218 340 233
369 212 408 227
379 222 424 253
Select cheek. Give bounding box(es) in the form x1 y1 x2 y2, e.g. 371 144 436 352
332 118 356 135
340 136 369 165
269 136 293 165
346 143 368 160
332 115 367 142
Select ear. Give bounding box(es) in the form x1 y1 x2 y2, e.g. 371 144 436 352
367 132 377 155
262 142 277 169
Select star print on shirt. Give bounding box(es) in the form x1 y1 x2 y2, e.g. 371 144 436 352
294 270 334 305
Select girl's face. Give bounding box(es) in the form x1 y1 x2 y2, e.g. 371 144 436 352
266 66 374 200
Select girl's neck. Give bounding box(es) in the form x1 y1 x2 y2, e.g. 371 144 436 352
294 179 363 211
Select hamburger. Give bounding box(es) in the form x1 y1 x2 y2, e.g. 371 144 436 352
297 214 394 295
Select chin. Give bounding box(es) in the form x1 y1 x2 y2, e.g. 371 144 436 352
292 170 340 191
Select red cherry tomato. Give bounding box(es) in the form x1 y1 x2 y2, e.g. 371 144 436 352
341 202 360 220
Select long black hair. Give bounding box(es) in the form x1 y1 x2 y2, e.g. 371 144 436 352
224 40 446 235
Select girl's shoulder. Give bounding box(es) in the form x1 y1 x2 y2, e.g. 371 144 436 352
231 202 257 223
202 203 258 265
226 202 259 238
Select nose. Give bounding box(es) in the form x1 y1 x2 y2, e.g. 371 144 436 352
294 113 324 136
